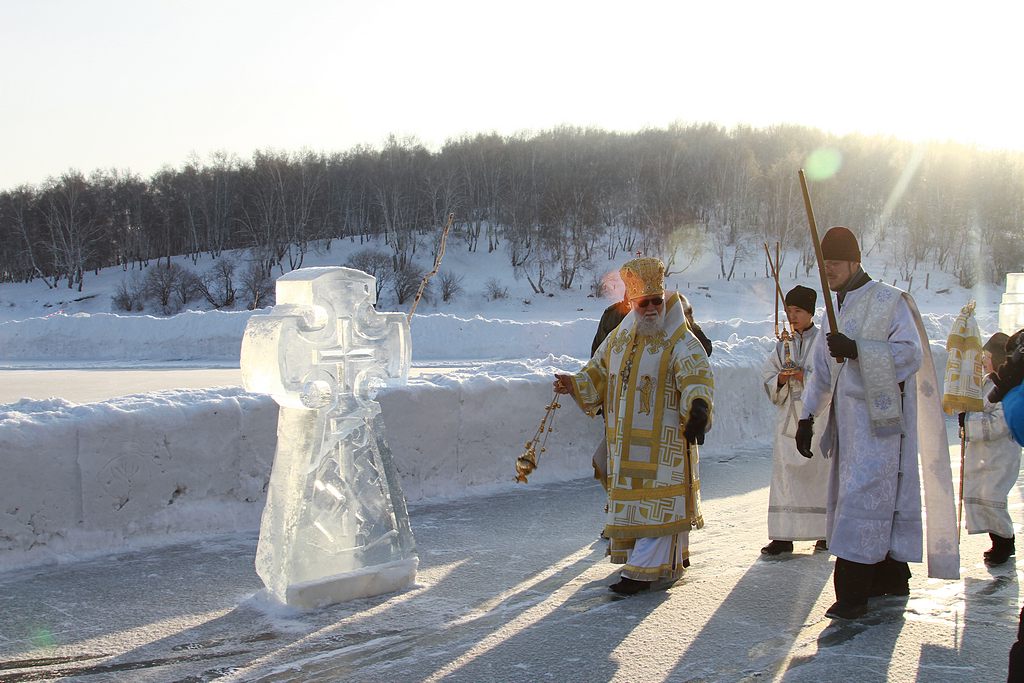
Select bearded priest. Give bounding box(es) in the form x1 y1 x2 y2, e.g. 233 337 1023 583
554 256 714 595
795 226 959 620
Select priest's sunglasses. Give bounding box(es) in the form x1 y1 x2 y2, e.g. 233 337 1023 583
633 296 664 309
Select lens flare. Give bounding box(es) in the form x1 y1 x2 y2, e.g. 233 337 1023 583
804 147 843 180
30 626 55 648
601 270 625 301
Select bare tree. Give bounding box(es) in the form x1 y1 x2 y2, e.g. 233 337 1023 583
438 269 464 302
392 264 427 305
198 257 237 308
240 261 275 309
41 171 103 291
345 248 394 301
143 262 186 314
0 185 55 286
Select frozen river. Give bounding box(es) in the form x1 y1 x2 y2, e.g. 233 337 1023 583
0 367 245 404
0 366 454 404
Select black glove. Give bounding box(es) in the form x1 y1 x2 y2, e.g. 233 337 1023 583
795 417 814 458
826 333 858 360
683 399 709 445
958 412 966 429
989 345 1024 403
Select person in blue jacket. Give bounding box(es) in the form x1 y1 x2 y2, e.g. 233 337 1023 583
986 328 1024 683
989 329 1024 447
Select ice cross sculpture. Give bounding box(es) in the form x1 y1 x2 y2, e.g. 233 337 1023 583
240 266 417 608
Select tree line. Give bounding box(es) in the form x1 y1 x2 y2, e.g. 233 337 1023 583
1 123 1021 301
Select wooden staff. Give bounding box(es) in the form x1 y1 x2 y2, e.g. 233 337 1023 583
407 213 455 324
958 424 966 540
798 169 842 363
763 242 786 338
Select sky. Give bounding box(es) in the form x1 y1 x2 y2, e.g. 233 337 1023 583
1 0 1021 189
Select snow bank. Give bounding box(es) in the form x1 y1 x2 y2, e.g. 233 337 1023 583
0 389 277 570
0 358 774 570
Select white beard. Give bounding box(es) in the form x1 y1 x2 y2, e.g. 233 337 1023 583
636 310 665 337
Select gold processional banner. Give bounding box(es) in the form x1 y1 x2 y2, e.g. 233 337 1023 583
942 301 984 415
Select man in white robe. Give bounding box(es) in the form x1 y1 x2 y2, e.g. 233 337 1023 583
759 285 830 555
962 332 1021 565
554 257 714 595
796 226 959 620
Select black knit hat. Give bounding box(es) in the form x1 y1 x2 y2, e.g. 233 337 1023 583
784 285 817 314
820 226 861 262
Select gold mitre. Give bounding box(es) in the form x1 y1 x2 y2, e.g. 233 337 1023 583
620 257 665 300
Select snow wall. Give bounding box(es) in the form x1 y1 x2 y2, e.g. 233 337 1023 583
0 364 777 571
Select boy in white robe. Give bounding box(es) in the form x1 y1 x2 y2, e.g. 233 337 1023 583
759 285 831 555
962 332 1021 565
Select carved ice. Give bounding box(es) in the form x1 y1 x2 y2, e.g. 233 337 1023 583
240 266 416 608
1000 273 1024 334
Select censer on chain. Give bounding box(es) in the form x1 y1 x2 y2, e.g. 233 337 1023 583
515 391 561 483
764 241 799 377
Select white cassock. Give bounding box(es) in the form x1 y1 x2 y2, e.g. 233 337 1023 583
964 376 1023 538
759 325 831 541
801 280 959 579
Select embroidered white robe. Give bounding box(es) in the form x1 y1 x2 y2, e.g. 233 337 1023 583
964 376 1023 537
760 325 830 541
569 292 714 581
801 280 959 579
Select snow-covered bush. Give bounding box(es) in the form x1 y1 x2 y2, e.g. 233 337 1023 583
240 262 274 310
199 257 237 309
485 277 508 300
143 263 189 314
393 265 428 305
438 269 463 303
111 274 145 312
345 249 393 301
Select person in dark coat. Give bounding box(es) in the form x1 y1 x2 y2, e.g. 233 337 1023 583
681 295 714 358
592 294 631 356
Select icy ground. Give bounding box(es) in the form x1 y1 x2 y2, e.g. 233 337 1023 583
1 434 1019 683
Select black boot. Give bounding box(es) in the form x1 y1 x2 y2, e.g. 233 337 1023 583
984 533 999 560
609 576 651 595
829 558 871 619
867 556 911 597
986 534 1016 566
761 540 793 556
825 600 867 619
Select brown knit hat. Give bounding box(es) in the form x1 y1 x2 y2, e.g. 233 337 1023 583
820 226 861 262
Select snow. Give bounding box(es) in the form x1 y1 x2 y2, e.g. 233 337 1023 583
0 239 1011 571
1 240 1022 682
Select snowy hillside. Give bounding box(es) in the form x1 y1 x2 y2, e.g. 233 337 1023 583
0 235 1007 364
